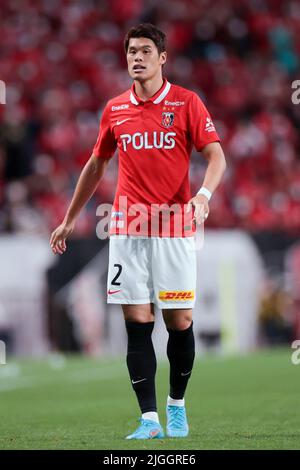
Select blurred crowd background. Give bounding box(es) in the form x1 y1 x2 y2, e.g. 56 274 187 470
0 0 300 354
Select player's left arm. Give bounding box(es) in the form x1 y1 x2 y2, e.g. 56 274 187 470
188 141 226 224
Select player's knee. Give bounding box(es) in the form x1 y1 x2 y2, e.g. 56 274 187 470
122 306 154 323
165 317 192 331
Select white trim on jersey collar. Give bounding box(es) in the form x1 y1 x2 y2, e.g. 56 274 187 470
130 92 139 105
153 81 171 104
130 81 171 106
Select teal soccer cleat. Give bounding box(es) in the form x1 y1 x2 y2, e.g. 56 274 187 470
126 418 165 440
166 405 189 437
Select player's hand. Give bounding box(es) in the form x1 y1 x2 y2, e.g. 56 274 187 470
50 221 74 255
187 194 209 225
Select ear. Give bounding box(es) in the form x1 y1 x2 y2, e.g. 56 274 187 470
159 51 167 66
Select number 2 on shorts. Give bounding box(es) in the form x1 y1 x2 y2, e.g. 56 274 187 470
111 263 122 286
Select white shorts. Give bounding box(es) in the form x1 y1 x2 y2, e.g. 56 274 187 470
107 236 197 309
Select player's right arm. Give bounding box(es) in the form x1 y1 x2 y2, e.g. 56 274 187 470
50 155 108 254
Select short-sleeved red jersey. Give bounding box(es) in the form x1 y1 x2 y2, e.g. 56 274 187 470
93 78 220 237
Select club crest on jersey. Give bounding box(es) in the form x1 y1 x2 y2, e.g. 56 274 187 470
162 112 174 128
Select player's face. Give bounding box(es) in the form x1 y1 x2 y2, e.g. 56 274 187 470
127 37 167 81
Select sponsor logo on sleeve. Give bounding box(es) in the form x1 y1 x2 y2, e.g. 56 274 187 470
205 117 216 132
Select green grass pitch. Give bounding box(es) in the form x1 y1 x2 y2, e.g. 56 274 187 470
0 348 299 450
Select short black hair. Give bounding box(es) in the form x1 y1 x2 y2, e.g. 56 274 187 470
124 23 166 55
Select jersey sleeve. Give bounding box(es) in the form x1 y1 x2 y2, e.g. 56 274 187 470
92 102 117 159
188 92 220 151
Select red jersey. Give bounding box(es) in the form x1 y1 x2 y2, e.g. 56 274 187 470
93 78 220 237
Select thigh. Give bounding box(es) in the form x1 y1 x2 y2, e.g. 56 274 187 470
152 237 197 310
107 236 154 304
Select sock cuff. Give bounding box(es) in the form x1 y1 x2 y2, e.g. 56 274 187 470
142 411 159 423
125 321 155 333
167 395 185 407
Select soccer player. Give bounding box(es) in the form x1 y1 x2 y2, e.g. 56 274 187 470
50 23 226 440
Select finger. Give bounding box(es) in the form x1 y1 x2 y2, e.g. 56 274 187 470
52 245 58 254
50 233 58 248
194 203 205 220
197 211 209 225
52 241 63 254
57 238 65 254
194 207 208 225
196 216 205 225
56 245 63 255
186 199 194 212
191 200 201 220
50 232 55 246
58 239 66 252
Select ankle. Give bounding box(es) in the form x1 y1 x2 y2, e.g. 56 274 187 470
142 411 160 423
167 396 185 407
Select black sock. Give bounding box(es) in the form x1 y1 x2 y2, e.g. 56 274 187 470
167 322 195 400
125 321 157 413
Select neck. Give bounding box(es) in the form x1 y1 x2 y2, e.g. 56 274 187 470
134 74 164 101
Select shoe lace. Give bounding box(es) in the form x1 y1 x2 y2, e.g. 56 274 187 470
168 406 186 428
139 418 158 428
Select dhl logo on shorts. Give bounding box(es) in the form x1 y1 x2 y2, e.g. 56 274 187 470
159 290 195 301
